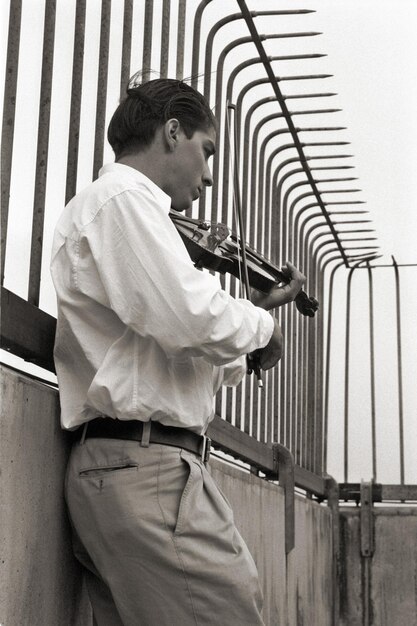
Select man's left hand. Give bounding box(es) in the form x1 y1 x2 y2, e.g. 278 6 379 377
251 261 306 311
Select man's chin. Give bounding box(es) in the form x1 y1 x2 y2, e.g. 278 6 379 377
171 199 192 212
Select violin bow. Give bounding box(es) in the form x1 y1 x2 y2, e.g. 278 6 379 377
226 102 264 387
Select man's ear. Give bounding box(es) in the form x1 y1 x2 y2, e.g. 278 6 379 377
164 118 181 152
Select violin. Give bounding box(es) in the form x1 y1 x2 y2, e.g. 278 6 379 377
170 210 319 318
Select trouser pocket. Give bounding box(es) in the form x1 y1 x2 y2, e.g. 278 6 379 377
173 450 200 536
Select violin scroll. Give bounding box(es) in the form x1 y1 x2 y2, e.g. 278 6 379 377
295 291 319 318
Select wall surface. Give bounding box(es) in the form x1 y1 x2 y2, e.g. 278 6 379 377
210 462 334 626
0 366 92 626
339 507 417 626
1 366 333 626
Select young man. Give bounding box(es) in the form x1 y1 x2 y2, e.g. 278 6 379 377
51 76 305 625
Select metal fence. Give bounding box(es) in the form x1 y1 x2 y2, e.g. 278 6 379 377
2 0 416 507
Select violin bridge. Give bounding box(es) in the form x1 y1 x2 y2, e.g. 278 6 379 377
206 223 230 252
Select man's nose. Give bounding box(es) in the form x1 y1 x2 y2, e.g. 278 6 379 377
202 164 213 187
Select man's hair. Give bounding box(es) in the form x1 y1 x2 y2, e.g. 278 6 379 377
108 77 216 159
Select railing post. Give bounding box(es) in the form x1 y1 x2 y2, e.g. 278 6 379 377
360 480 374 626
326 475 340 626
272 443 295 554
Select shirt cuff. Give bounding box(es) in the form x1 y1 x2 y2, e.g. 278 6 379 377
256 308 275 349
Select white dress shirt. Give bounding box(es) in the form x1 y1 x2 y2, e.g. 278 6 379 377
51 163 274 433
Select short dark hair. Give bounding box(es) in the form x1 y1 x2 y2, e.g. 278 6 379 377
108 76 216 159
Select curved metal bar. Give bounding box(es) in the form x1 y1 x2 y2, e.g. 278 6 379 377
269 157 355 262
266 145 351 266
243 111 343 251
236 73 333 131
236 2 350 265
226 53 327 105
291 213 326 466
244 107 344 217
285 189 363 466
283 178 357 281
392 257 405 484
275 152 350 213
366 261 377 481
304 239 339 470
203 11 313 99
257 131 347 251
191 0 213 87
343 260 366 481
314 253 347 473
322 258 346 471
209 34 324 220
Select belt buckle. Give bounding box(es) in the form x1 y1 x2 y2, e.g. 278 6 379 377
200 435 211 464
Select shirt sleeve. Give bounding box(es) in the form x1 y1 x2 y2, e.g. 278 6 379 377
212 357 247 392
77 186 274 365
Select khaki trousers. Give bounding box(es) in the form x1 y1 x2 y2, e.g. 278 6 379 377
65 437 265 625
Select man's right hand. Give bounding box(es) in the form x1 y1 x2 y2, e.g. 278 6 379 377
258 318 283 370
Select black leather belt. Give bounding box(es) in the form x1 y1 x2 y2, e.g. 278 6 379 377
79 418 211 464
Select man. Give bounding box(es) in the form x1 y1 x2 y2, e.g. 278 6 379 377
51 76 305 625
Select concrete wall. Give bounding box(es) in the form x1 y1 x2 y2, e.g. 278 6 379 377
210 463 334 626
1 365 333 625
0 366 92 626
339 507 417 626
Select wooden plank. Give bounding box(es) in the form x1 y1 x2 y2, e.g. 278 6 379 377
294 465 327 497
207 414 275 473
1 287 56 372
208 415 328 497
381 484 417 502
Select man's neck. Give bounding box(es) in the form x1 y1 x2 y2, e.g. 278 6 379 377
117 150 166 190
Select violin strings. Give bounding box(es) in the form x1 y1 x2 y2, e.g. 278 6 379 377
225 101 244 298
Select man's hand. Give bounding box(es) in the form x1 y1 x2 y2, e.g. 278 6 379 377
251 262 306 311
258 318 283 370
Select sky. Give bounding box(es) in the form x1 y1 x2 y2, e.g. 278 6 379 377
1 0 416 484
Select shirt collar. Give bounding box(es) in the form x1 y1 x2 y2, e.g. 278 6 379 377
99 162 172 214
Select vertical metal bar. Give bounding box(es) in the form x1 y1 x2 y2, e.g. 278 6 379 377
1 0 22 284
27 0 57 306
344 267 355 483
120 0 133 100
142 0 154 83
323 260 345 472
65 0 86 204
92 0 112 182
176 0 186 80
367 262 377 481
160 0 170 78
191 0 212 88
392 257 405 484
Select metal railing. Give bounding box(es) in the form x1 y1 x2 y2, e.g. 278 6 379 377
2 0 416 510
